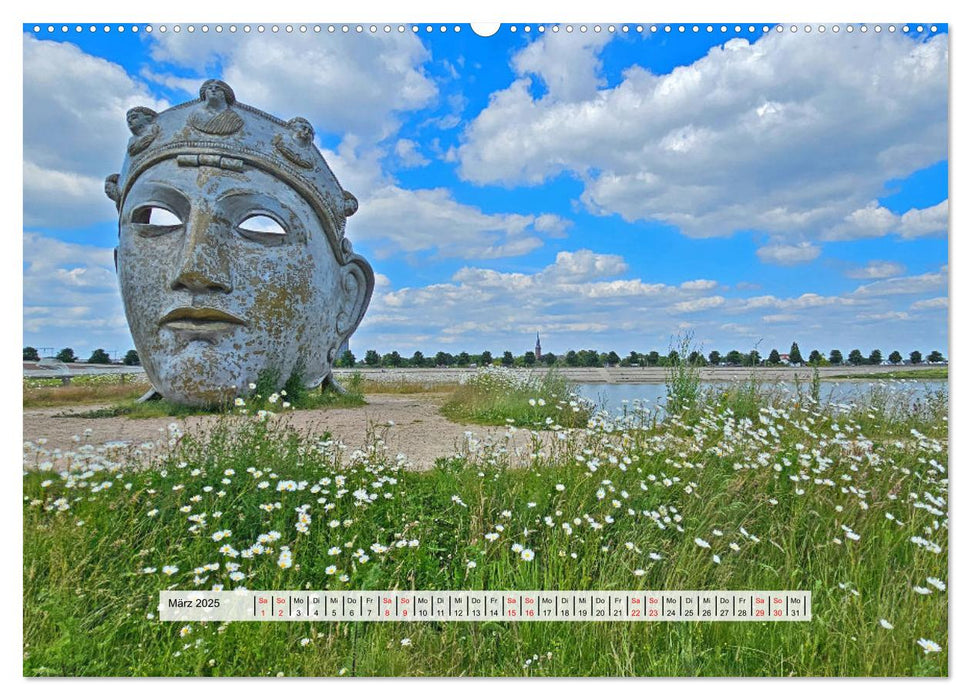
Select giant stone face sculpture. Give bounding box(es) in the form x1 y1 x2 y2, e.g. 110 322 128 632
105 80 374 406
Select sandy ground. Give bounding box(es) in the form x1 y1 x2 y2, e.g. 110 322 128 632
22 393 544 471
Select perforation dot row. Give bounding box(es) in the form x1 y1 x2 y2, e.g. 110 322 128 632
30 24 941 35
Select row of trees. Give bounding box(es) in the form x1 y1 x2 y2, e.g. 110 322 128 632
334 349 557 369
25 342 946 369
23 347 140 366
334 343 946 369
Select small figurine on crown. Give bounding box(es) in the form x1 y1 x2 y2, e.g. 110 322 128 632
273 117 316 169
189 79 244 136
126 106 159 156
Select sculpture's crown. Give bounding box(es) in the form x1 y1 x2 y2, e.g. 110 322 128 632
108 80 360 264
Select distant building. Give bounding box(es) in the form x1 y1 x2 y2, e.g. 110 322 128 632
780 353 790 363
534 332 542 361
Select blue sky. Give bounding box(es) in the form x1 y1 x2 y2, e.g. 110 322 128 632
22 23 948 359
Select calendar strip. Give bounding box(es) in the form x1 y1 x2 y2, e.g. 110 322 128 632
160 590 811 622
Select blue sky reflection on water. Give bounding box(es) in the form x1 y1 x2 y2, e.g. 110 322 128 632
576 380 948 414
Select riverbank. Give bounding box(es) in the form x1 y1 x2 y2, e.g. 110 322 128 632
24 362 947 387
336 364 946 385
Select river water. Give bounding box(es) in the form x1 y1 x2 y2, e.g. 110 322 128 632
575 379 948 414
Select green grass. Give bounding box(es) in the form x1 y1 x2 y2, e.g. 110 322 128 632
54 371 367 419
360 379 462 395
24 377 152 408
825 368 948 380
665 333 703 415
440 368 592 429
23 385 947 677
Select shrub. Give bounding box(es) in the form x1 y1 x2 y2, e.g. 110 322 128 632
87 348 112 364
441 367 591 428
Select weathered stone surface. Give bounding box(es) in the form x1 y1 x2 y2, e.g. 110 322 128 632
107 80 374 406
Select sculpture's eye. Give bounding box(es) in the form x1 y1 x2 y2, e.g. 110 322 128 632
237 214 287 243
132 205 182 227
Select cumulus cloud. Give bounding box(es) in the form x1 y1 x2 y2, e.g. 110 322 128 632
456 31 947 245
393 138 430 168
352 249 948 355
351 247 949 355
756 241 821 266
680 279 719 291
824 200 948 240
845 260 907 279
674 296 725 313
762 314 799 324
900 200 949 238
349 184 568 260
910 296 948 310
740 292 856 312
23 35 168 227
23 162 118 229
856 311 912 322
541 249 627 282
364 249 707 351
511 28 614 102
533 213 571 237
852 266 947 297
22 232 129 350
146 30 437 142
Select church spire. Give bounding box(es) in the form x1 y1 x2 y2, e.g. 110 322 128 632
535 332 542 361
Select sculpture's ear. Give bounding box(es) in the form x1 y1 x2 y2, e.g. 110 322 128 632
335 254 374 342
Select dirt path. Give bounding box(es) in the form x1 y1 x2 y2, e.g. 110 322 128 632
22 394 544 471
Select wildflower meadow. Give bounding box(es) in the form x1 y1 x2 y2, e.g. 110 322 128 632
23 374 947 676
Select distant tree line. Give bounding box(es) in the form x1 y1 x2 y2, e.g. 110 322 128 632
23 343 947 369
331 341 946 369
23 347 141 366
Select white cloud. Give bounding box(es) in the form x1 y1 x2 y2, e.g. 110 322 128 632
23 35 168 227
825 200 948 240
900 200 949 238
756 241 821 266
351 248 947 355
845 260 907 279
680 279 718 291
350 184 567 260
457 32 947 244
511 28 614 102
23 161 117 229
147 31 437 142
674 296 725 313
824 201 901 240
852 266 947 297
365 249 690 351
541 249 627 282
533 213 571 237
740 292 856 312
910 296 948 310
22 232 129 351
856 311 912 322
393 138 430 168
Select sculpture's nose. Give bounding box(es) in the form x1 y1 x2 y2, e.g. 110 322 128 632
171 208 233 294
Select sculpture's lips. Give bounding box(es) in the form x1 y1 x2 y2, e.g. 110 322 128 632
160 307 246 329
